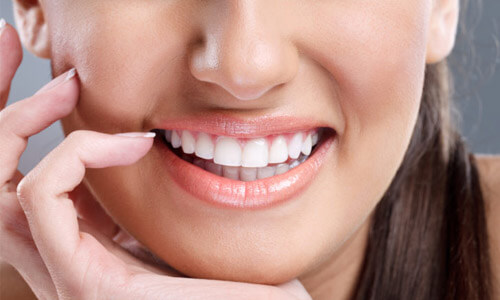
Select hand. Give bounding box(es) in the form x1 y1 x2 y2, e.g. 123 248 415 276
0 21 311 300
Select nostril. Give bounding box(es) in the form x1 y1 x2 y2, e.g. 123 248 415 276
189 31 298 102
224 85 273 101
190 49 275 101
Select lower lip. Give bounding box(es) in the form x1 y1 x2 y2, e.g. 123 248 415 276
157 131 335 209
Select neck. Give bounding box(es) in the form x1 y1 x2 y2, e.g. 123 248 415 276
299 213 371 300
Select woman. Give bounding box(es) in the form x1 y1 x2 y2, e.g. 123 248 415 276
0 0 498 299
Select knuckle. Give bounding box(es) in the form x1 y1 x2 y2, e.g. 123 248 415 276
0 103 18 129
16 177 31 203
65 130 91 143
16 177 27 198
0 96 35 134
64 130 98 155
16 175 38 212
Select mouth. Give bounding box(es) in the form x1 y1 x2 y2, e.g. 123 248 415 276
151 117 336 209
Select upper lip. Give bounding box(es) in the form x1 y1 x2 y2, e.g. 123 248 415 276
148 112 336 138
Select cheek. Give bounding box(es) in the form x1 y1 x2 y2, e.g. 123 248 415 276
308 1 430 132
343 5 429 205
48 2 195 132
310 0 430 197
294 0 432 254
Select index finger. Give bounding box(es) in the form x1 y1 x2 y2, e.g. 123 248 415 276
0 19 23 108
16 131 155 275
0 69 79 186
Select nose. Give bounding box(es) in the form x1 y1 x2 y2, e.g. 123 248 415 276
189 1 299 101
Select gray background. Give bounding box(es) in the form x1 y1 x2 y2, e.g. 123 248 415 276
2 0 499 175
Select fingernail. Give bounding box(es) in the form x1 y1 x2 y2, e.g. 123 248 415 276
115 132 156 138
0 18 6 34
65 68 76 82
36 68 78 94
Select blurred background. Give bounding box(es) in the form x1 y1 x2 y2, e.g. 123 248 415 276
2 0 499 175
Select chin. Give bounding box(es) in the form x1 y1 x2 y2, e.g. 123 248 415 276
161 245 312 285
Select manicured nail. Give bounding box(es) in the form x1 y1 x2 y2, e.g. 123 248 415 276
36 68 77 94
65 68 76 82
115 132 156 138
0 18 6 33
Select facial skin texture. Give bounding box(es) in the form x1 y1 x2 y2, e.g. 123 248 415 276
14 0 459 298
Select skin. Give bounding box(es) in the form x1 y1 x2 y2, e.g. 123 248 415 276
1 0 498 299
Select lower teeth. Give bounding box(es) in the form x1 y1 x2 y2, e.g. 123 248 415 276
152 128 319 182
180 153 309 181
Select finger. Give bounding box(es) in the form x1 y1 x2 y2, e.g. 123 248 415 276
16 131 155 274
124 275 310 300
0 188 57 299
0 19 23 108
0 68 79 186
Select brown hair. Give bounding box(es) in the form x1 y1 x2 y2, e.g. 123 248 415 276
352 1 492 298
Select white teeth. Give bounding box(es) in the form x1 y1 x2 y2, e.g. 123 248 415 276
222 166 239 180
312 132 319 146
165 130 172 143
165 129 323 177
269 135 288 164
171 131 182 148
181 130 196 154
203 158 305 180
195 132 214 160
240 167 257 182
241 138 269 168
204 159 303 179
301 134 312 155
275 163 289 175
206 161 222 176
214 137 242 167
257 166 276 179
288 132 303 159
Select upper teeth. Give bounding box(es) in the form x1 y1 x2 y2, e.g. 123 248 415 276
164 129 320 168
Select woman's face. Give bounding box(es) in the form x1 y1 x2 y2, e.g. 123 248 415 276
37 0 436 284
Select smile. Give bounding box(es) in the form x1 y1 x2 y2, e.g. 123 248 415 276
162 128 322 180
151 116 336 209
